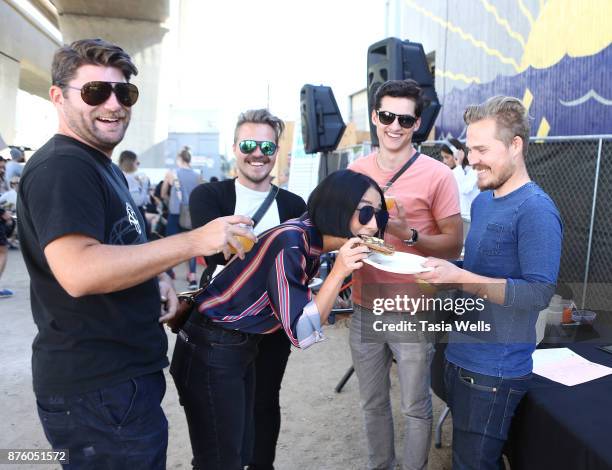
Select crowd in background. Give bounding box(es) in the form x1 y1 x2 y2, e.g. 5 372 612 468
0 146 25 298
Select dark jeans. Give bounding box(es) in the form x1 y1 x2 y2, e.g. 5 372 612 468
166 213 196 274
444 360 531 470
36 371 167 470
171 317 261 470
250 329 291 469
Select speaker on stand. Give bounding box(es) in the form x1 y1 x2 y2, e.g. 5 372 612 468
300 84 346 180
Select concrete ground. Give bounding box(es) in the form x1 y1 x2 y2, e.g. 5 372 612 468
0 249 452 469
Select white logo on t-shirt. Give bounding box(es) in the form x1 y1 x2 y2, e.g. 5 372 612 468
126 202 142 235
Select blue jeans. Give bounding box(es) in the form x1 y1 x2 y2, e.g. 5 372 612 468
166 213 196 274
171 317 261 470
444 360 531 470
36 371 168 469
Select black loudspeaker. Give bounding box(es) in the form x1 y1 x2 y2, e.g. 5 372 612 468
300 84 346 154
367 37 441 145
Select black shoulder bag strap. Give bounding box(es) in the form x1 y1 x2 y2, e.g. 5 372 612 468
251 184 280 228
382 152 420 192
200 183 280 287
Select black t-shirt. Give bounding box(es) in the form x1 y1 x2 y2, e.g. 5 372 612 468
17 134 168 396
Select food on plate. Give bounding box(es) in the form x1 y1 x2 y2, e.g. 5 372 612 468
358 234 395 256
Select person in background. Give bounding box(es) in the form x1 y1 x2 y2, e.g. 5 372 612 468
441 138 479 242
118 149 151 235
5 147 24 187
0 200 12 298
0 156 15 294
0 157 9 194
0 176 19 249
151 179 169 239
416 96 563 469
144 185 162 234
162 146 202 289
173 169 387 469
0 176 18 210
190 108 307 470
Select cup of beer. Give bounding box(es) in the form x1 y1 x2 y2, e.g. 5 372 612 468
385 195 396 211
229 225 256 255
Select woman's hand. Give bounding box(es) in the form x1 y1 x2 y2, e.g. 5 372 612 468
191 215 256 259
330 237 370 279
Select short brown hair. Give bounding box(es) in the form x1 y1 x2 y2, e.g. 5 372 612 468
233 109 285 144
374 79 426 117
463 96 530 156
52 38 138 87
118 150 138 173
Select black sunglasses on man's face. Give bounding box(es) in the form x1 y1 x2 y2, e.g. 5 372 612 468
376 110 417 129
62 81 139 107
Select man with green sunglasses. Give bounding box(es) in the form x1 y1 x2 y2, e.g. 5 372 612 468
189 108 307 469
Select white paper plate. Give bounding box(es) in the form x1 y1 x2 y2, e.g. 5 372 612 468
308 277 323 289
363 251 433 275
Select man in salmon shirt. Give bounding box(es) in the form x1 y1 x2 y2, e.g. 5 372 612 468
348 79 462 470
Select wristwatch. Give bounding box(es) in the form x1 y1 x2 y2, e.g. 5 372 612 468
403 228 419 246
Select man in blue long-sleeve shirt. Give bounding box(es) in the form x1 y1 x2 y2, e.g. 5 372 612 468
416 96 563 469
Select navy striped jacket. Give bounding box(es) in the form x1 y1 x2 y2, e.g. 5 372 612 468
195 215 325 348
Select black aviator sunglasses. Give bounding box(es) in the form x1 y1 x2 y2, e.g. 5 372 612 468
62 81 139 107
376 110 418 129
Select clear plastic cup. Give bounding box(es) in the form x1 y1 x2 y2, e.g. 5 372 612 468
385 195 396 211
229 225 256 255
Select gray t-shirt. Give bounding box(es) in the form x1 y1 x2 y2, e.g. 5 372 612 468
169 167 200 214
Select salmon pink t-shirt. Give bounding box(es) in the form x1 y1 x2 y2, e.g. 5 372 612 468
348 151 460 310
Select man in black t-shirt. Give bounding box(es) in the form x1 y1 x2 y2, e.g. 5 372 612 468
17 38 255 469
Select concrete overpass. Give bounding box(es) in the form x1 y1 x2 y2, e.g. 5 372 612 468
0 0 170 165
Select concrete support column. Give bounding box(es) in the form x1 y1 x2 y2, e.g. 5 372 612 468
1 0 59 146
0 52 20 145
58 15 169 166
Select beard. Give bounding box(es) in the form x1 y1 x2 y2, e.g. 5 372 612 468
238 157 273 184
240 168 271 184
65 106 129 153
478 164 515 191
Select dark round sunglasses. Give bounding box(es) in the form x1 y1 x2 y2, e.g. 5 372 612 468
356 205 389 227
377 110 417 128
238 140 278 156
63 81 139 107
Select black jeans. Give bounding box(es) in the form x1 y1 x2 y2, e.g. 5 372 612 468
171 318 261 470
36 371 167 469
250 329 291 469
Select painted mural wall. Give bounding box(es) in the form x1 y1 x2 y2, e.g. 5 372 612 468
395 0 612 138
